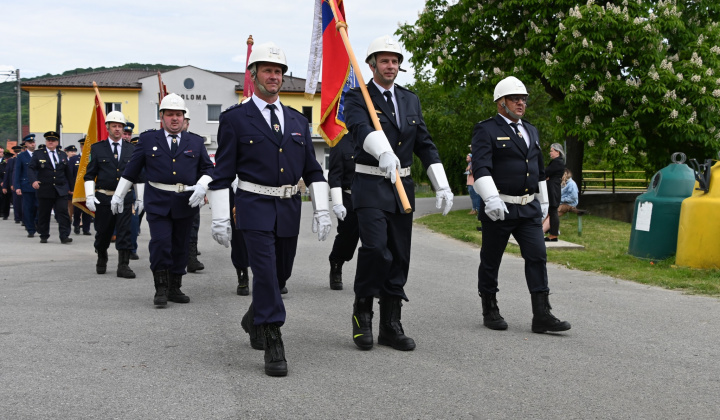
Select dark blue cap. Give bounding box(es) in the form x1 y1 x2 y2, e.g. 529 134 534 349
123 122 135 132
44 131 60 141
23 134 36 142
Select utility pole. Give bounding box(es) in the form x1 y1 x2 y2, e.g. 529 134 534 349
16 69 21 143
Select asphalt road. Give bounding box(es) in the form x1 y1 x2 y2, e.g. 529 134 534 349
1 196 718 419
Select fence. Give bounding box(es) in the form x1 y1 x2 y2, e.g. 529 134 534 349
581 169 649 193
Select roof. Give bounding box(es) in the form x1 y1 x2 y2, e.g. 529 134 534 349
22 67 321 93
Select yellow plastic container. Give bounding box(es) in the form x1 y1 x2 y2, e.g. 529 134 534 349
676 161 720 268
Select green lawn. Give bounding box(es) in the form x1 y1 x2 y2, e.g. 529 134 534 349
416 210 720 297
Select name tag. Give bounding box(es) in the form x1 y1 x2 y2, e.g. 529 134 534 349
496 137 511 141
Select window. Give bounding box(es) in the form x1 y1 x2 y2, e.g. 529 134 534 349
324 147 330 171
105 103 121 114
183 78 195 90
302 106 313 123
207 105 222 122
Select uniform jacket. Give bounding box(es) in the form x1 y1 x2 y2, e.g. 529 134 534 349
0 158 7 187
122 129 213 219
471 114 546 221
328 136 356 191
3 157 15 190
27 148 73 199
69 155 81 190
14 150 35 192
210 99 326 237
85 140 137 205
343 82 441 213
545 157 565 207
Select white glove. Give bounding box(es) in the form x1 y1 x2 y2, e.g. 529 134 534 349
474 176 509 221
484 196 509 221
536 180 549 219
111 178 133 215
312 210 332 241
332 204 347 221
84 180 99 212
541 202 549 220
134 183 145 214
208 188 232 247
427 163 453 216
378 151 401 184
189 175 212 208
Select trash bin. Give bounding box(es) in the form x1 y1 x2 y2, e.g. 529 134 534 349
628 153 695 260
676 158 720 268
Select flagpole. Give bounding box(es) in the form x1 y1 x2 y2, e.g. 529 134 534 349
326 0 412 213
92 82 105 117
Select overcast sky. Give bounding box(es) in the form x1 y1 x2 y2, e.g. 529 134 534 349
0 0 427 87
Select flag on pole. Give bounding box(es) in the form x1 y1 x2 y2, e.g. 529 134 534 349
243 35 255 100
305 0 358 147
72 91 108 216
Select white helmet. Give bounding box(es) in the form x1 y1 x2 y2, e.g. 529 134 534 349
184 108 191 120
494 76 528 101
365 35 404 65
106 111 126 125
247 42 288 74
159 93 186 112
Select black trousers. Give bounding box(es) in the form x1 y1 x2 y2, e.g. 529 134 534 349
329 191 359 263
13 190 22 221
478 217 549 294
73 206 93 233
37 194 71 240
0 190 10 217
229 188 248 269
354 207 412 301
146 211 194 274
93 203 133 252
548 205 560 236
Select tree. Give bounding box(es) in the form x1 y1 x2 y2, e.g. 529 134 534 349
398 0 720 185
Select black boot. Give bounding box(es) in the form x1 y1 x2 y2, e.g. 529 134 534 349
236 267 249 296
152 270 170 307
263 324 288 377
96 249 108 274
116 250 136 279
187 242 204 273
168 273 190 303
530 292 571 333
480 293 508 330
240 303 264 350
352 296 374 350
378 297 416 351
329 259 343 290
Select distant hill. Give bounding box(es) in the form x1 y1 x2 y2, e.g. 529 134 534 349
1 64 180 144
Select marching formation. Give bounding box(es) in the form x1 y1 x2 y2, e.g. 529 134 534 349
1 36 571 378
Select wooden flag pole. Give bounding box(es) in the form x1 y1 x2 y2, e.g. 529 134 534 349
92 82 106 118
327 0 412 213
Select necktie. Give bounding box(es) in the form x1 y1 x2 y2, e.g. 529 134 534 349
51 151 57 168
383 91 396 119
509 122 528 147
112 142 119 162
170 135 178 155
267 104 283 142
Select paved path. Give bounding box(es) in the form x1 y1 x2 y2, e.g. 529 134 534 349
1 197 718 419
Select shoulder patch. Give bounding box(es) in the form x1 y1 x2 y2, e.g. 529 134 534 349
222 103 242 113
143 128 157 133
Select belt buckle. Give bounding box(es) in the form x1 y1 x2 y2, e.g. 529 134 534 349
280 185 296 199
520 195 528 205
176 183 186 193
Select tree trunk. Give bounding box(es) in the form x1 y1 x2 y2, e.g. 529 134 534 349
565 135 584 194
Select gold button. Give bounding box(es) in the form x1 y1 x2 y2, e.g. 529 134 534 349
525 188 529 192
351 155 354 158
250 140 253 144
526 159 528 163
116 177 119 181
279 148 283 152
280 168 284 173
503 144 506 147
413 120 416 123
173 171 176 175
152 154 155 157
117 169 119 172
526 173 529 176
398 142 402 145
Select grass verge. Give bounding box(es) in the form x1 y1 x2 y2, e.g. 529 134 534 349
416 210 720 297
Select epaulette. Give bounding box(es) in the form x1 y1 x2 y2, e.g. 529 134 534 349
349 86 361 91
287 106 304 116
478 117 494 124
143 128 157 133
222 102 243 114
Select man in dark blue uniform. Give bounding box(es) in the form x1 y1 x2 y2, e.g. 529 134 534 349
327 136 359 291
471 76 571 334
14 134 38 237
27 131 73 244
209 42 331 377
70 138 92 236
4 145 22 223
84 111 139 278
117 93 213 307
344 36 453 352
122 122 135 143
0 147 11 219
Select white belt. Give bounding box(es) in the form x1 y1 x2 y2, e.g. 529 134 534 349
149 181 196 193
238 180 298 199
96 189 115 196
499 193 535 205
355 163 411 177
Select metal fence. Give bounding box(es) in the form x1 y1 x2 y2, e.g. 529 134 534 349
581 170 648 193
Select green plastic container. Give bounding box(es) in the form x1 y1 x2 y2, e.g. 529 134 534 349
628 154 696 260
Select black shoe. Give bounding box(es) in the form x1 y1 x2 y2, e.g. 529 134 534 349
116 250 136 278
544 237 558 242
378 297 416 351
15 220 21 224
352 297 374 350
83 231 92 236
27 233 34 238
60 237 73 244
329 260 343 290
74 226 80 234
241 303 264 350
129 252 139 260
236 268 249 296
40 238 48 243
480 293 508 330
186 242 204 273
96 249 108 274
168 274 190 303
153 270 169 307
531 292 571 333
280 287 288 294
263 324 288 377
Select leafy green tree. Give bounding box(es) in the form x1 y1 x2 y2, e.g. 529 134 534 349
399 0 720 184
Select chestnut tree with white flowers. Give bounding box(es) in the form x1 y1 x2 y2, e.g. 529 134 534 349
398 0 720 183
